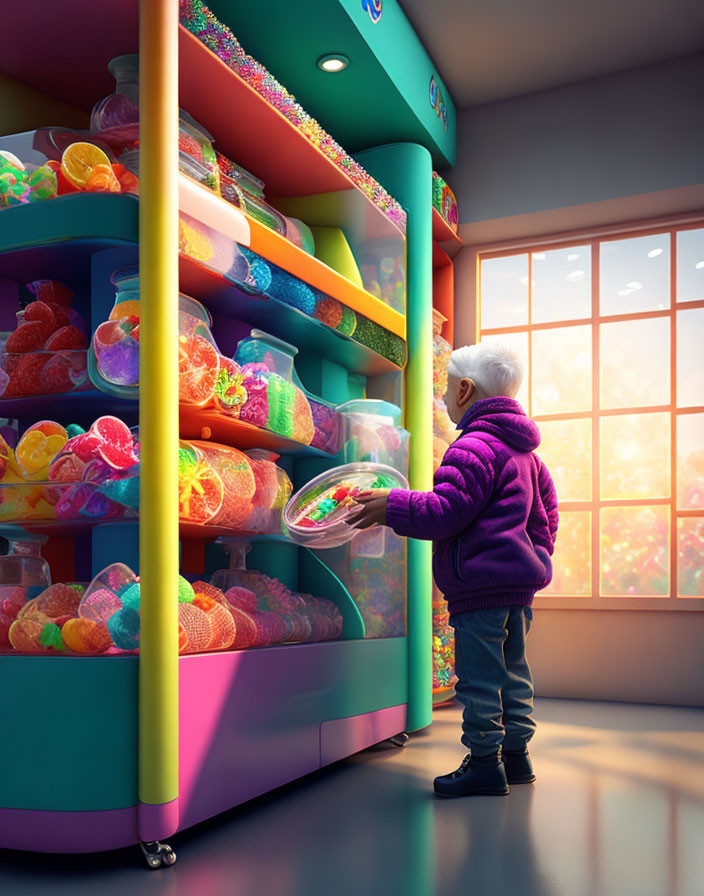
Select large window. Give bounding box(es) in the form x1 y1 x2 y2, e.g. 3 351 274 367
478 224 704 601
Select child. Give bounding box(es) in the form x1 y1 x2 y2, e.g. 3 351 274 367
348 341 558 797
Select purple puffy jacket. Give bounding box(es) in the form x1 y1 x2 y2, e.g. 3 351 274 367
385 397 559 615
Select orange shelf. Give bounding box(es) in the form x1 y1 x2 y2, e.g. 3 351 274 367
179 176 406 339
432 207 462 246
179 405 332 457
178 26 405 226
179 521 282 541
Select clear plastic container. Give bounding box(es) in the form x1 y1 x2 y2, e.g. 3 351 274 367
0 278 90 399
209 541 343 645
432 171 459 233
357 237 407 314
234 330 340 452
179 440 291 534
89 267 225 401
283 462 408 549
179 211 252 283
338 400 409 473
324 529 407 638
0 528 50 590
90 54 220 194
238 246 407 367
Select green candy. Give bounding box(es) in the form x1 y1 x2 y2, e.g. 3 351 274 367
39 623 64 651
178 576 195 604
337 305 357 337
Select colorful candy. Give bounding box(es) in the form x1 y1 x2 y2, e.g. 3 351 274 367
179 0 406 233
0 279 89 399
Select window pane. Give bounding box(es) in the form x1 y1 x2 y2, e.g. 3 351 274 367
676 228 704 303
677 308 704 407
677 414 704 510
600 317 670 409
532 245 591 323
601 506 669 595
540 511 591 596
537 419 591 501
678 518 704 596
532 326 592 414
480 255 528 330
600 413 670 499
600 233 670 316
480 331 529 409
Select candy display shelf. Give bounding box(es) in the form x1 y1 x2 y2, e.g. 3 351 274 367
0 0 433 865
180 255 401 376
178 176 405 340
0 194 138 280
179 406 333 457
432 207 462 247
177 27 405 222
0 189 404 376
0 393 137 426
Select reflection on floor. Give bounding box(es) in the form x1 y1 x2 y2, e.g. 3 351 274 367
1 698 704 896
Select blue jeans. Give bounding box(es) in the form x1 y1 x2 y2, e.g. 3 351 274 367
451 607 535 758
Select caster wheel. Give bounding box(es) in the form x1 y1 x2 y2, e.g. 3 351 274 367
140 840 177 869
389 732 409 748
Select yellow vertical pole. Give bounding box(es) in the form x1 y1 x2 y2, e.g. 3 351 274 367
138 0 180 810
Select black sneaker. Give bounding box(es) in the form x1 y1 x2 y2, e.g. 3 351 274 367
433 753 510 797
501 748 536 784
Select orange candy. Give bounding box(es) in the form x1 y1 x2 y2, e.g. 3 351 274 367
193 593 236 650
60 142 111 189
178 335 220 406
177 602 213 654
84 163 121 194
9 617 48 653
112 163 139 195
61 617 112 654
178 456 224 524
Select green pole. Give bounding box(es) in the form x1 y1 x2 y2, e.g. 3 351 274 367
356 143 434 732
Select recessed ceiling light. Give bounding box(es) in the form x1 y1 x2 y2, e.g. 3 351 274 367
317 54 349 72
533 253 546 261
567 253 579 261
626 281 643 290
566 270 585 282
696 261 704 269
648 248 663 258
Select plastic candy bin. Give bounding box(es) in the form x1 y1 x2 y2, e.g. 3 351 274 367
284 462 407 549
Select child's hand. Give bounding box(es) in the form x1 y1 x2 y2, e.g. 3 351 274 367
347 489 391 529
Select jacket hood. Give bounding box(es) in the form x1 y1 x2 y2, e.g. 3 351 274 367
458 397 540 452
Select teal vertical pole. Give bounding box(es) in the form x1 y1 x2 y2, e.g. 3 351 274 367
356 143 433 732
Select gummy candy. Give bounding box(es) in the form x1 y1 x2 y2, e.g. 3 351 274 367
107 607 140 650
62 617 112 654
178 445 224 524
178 577 195 604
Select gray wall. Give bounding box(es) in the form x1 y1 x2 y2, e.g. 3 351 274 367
447 55 704 708
446 52 704 227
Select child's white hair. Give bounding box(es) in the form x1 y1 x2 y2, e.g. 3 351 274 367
447 341 524 399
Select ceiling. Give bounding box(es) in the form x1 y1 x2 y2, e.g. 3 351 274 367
398 0 704 107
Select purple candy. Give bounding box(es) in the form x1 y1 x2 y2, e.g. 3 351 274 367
97 339 140 386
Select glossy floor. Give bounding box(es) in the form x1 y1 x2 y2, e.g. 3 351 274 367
1 698 703 895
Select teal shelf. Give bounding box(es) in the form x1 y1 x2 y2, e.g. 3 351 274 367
0 195 138 281
0 196 403 376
